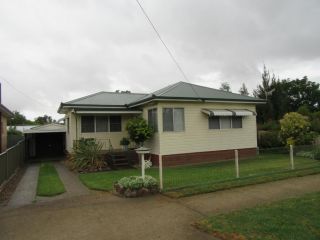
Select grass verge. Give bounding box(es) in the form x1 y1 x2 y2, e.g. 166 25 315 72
164 167 320 198
195 191 320 240
37 163 65 196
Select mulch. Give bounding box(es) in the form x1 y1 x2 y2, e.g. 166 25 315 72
0 168 26 206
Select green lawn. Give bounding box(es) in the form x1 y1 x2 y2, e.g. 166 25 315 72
196 191 320 240
37 163 66 196
79 153 320 195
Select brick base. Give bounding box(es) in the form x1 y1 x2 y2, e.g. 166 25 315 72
150 148 257 167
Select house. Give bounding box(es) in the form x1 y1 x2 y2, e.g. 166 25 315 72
0 104 14 153
58 81 265 166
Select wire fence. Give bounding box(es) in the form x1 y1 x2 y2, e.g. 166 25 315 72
159 145 320 191
0 140 25 188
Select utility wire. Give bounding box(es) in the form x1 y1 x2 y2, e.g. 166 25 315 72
135 0 200 98
0 75 49 108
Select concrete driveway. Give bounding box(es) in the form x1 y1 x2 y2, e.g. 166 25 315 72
1 174 319 240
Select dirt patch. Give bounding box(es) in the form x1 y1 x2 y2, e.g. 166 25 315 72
0 168 26 206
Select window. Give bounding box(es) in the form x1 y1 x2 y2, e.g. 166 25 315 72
220 117 231 129
81 116 121 133
209 116 220 129
163 108 185 132
81 116 94 133
110 116 122 132
209 116 243 130
96 116 108 132
232 116 242 128
148 108 158 132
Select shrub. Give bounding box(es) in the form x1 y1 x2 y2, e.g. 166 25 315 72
258 131 283 148
120 137 130 146
313 147 320 160
280 112 311 145
258 121 280 131
67 138 106 172
115 175 159 197
126 117 153 147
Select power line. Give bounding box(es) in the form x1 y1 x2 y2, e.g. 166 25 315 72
0 75 49 108
135 0 200 98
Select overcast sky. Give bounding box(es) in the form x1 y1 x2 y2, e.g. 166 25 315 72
1 0 320 120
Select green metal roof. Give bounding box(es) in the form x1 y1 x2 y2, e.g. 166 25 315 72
58 82 264 113
63 91 147 106
128 81 265 106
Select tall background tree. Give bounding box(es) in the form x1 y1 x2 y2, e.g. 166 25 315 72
34 115 54 125
239 83 249 96
7 111 34 126
219 82 231 92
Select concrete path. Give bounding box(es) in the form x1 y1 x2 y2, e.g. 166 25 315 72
1 174 319 240
7 165 39 208
36 162 90 203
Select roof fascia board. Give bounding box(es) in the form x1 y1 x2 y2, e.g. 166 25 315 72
76 110 142 114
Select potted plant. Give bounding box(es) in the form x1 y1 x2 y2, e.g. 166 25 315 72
120 137 130 151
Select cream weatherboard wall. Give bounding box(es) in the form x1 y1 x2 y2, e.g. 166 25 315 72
142 101 257 156
65 111 133 152
142 103 161 155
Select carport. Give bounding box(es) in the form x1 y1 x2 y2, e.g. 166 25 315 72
24 123 66 162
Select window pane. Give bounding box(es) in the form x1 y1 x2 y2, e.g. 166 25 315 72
220 116 231 129
173 108 184 131
81 116 94 133
110 116 121 132
148 109 158 132
163 108 173 131
209 116 220 129
232 116 242 128
96 116 108 132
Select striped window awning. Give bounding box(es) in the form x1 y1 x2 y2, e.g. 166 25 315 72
202 109 256 117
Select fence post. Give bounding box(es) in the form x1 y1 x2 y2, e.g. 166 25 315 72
235 149 239 178
159 155 163 191
290 145 294 170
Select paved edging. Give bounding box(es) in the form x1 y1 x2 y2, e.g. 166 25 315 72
36 162 90 203
7 164 39 208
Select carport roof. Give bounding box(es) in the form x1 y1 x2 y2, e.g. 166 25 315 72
24 123 66 134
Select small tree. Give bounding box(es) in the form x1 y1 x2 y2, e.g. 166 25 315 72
126 117 153 147
280 112 311 145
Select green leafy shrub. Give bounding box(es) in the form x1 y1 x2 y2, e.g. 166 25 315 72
258 121 280 131
258 131 284 148
67 138 106 172
143 175 158 188
313 147 320 160
115 175 159 197
126 117 153 146
280 112 311 145
120 137 130 146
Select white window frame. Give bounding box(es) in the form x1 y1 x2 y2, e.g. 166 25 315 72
162 107 185 132
81 115 122 133
209 116 243 130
